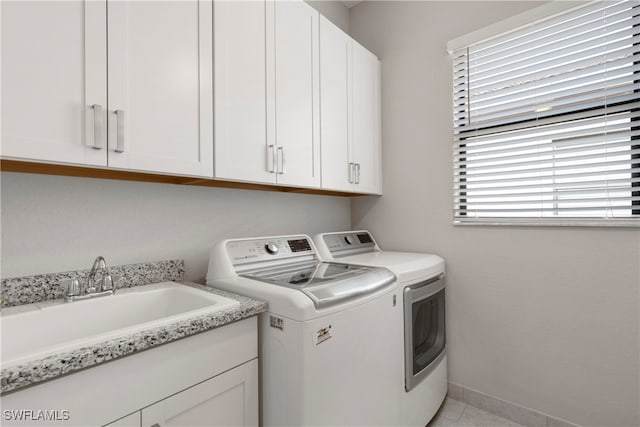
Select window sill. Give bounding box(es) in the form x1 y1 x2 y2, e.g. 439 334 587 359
453 218 640 228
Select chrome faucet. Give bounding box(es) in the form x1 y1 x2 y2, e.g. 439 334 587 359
88 256 109 293
62 256 116 302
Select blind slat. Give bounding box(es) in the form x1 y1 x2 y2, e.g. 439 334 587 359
453 55 640 100
452 29 640 83
455 102 640 139
455 183 640 200
466 16 640 78
457 196 640 208
457 83 640 126
453 167 640 186
459 38 640 98
468 1 631 59
455 145 640 172
454 177 640 193
464 73 640 118
455 206 635 214
455 129 640 160
454 92 640 130
456 157 640 181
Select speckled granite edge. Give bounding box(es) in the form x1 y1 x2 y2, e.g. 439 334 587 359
1 259 185 308
1 282 267 394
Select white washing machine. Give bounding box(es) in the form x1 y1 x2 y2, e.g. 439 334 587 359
313 230 448 427
207 234 401 427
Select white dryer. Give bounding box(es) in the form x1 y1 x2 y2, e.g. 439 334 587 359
314 230 447 427
207 234 401 427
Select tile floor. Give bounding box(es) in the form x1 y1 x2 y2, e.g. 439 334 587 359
428 397 525 427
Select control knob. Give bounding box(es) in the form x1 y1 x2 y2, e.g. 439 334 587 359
344 236 353 245
265 241 279 255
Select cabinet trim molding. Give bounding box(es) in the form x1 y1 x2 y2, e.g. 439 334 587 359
0 159 370 197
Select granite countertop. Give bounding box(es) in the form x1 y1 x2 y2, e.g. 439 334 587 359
0 261 267 395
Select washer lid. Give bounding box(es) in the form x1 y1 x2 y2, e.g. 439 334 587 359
241 261 396 309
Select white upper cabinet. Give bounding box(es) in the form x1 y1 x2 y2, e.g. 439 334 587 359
319 17 382 194
2 0 381 194
1 0 107 166
214 0 270 184
214 0 320 188
1 0 213 178
107 0 213 177
351 41 382 194
270 0 321 188
319 16 352 192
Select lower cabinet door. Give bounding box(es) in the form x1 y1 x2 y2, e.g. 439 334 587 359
141 359 258 427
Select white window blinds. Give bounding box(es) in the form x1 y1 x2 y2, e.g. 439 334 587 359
450 0 640 226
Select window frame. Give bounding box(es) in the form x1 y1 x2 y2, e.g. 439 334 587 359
450 1 640 227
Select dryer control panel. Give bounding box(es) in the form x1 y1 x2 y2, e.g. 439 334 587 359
227 235 316 266
323 231 377 257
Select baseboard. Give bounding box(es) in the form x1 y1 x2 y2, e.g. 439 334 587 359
447 382 581 427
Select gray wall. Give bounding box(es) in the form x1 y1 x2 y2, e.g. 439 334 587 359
0 172 350 282
349 2 640 426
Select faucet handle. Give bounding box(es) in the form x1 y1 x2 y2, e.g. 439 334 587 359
61 279 80 300
102 274 116 292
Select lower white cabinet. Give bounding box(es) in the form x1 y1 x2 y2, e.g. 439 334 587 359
1 318 258 427
106 360 258 427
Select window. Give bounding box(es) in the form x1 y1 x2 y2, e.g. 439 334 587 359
449 0 639 226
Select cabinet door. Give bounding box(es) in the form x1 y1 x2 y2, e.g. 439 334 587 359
1 0 107 166
107 0 213 177
319 16 353 192
214 0 274 184
271 0 320 188
351 41 382 195
141 359 258 427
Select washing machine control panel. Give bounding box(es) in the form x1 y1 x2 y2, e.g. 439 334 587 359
323 231 377 256
227 235 315 266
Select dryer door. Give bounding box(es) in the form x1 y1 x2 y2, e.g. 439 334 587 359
404 274 446 391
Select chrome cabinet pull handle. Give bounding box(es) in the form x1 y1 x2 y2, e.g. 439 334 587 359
277 146 285 174
267 144 275 173
114 110 125 153
356 163 361 184
90 104 103 150
348 162 354 183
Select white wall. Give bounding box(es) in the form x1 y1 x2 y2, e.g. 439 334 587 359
349 2 640 426
0 172 350 282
